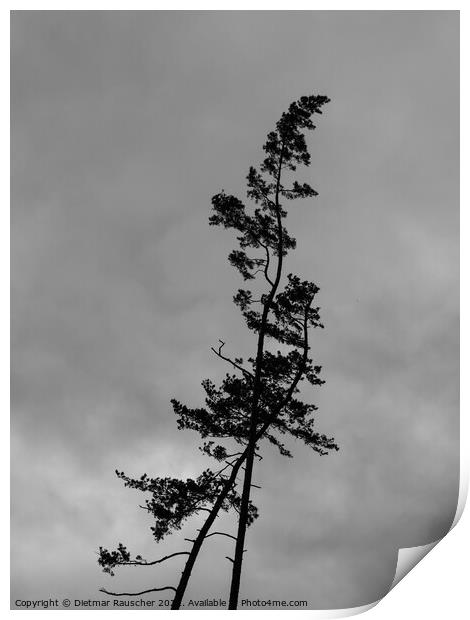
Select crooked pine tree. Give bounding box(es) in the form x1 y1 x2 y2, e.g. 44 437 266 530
97 95 338 610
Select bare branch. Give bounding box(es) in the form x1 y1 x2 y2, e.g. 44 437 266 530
100 586 176 596
201 531 237 541
259 241 274 286
196 509 220 518
115 551 190 567
226 551 247 562
211 340 254 380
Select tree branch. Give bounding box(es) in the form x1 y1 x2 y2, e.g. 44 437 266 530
255 298 313 439
211 340 254 379
198 530 237 541
259 241 274 286
225 549 247 564
100 586 176 596
114 551 190 567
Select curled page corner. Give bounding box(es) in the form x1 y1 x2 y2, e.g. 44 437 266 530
327 477 469 618
389 540 440 591
388 472 468 594
320 542 442 619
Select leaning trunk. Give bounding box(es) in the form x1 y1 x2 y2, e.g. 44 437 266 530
227 439 256 608
171 451 245 609
228 144 285 609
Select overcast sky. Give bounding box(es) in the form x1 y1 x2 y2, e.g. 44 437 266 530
11 10 459 610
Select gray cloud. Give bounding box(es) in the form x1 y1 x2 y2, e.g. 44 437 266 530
11 10 458 609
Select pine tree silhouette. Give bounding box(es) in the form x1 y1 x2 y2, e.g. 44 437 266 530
98 95 338 609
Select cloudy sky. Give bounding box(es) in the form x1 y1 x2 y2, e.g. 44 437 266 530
11 10 459 610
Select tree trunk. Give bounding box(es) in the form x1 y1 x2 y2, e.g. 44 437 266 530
171 452 245 609
228 439 256 609
228 143 286 609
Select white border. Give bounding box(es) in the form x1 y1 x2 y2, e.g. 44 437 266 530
5 3 466 618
